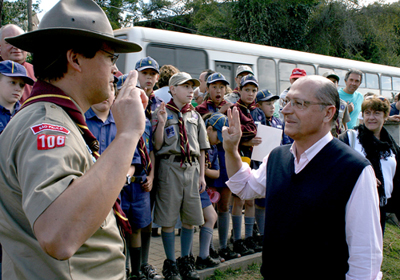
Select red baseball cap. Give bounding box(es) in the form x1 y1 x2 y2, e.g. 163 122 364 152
290 68 306 79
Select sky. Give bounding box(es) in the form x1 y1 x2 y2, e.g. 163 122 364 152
36 0 399 21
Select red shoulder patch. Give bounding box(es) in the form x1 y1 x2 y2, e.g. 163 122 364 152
30 123 70 135
37 134 66 150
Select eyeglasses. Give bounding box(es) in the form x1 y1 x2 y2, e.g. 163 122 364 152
100 49 119 65
281 98 332 110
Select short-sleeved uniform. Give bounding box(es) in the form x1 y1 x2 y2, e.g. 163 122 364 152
201 145 220 209
0 101 125 279
0 102 20 134
85 107 116 154
152 107 210 227
120 118 152 229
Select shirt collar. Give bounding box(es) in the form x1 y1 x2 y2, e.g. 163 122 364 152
85 107 114 124
290 132 333 173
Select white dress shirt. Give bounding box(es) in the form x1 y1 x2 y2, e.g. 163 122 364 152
154 86 170 103
227 132 383 280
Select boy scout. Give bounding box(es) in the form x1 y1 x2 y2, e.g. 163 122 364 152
152 72 210 280
0 60 34 134
0 1 144 279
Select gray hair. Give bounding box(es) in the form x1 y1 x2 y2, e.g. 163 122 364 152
344 69 363 83
314 78 340 124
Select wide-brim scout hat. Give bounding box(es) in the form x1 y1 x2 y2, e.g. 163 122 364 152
255 89 279 103
5 0 142 54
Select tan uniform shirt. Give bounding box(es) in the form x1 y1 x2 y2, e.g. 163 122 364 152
152 108 210 156
0 102 125 280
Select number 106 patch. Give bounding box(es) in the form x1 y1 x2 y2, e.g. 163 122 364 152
37 134 66 150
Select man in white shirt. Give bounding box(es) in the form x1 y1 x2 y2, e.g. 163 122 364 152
223 75 383 279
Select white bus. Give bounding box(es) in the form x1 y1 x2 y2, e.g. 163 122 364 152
114 26 400 99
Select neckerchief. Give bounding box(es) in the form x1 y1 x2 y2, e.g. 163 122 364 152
138 136 152 175
145 92 155 120
22 80 132 235
235 99 257 141
166 99 192 166
196 98 227 115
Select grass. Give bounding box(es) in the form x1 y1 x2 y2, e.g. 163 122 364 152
206 221 400 280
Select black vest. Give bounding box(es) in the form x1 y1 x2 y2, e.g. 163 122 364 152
261 138 370 279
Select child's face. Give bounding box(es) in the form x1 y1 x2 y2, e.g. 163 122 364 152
257 100 275 118
240 84 258 105
207 126 220 145
207 81 226 105
0 76 25 106
138 69 159 96
171 81 194 106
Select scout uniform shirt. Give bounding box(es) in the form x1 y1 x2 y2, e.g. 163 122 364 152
0 101 125 279
152 107 210 157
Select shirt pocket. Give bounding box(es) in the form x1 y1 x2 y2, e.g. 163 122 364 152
164 119 179 146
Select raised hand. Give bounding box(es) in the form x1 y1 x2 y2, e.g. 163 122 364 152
222 107 242 154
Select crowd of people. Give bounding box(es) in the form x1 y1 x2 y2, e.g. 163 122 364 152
0 0 400 280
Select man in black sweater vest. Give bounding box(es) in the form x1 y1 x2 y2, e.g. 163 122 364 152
223 76 383 279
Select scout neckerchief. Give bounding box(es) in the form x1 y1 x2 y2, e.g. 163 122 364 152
22 80 132 235
196 98 227 115
145 92 155 120
166 99 192 166
235 99 257 141
138 136 151 175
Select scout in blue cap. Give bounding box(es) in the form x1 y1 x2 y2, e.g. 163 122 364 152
135 56 163 120
196 72 231 116
0 60 35 133
204 112 229 145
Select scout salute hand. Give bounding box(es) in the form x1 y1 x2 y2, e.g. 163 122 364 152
112 70 148 139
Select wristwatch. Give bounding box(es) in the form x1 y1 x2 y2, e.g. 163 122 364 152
126 174 131 185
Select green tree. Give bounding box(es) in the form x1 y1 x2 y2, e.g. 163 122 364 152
1 0 40 30
95 0 139 29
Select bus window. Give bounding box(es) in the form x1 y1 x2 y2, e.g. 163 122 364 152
215 62 233 86
298 64 315 75
215 62 254 89
318 67 333 75
393 77 400 91
258 58 277 94
147 44 208 79
381 76 392 90
334 69 347 87
366 73 379 89
279 62 295 94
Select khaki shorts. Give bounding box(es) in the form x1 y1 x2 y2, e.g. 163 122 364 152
154 155 204 227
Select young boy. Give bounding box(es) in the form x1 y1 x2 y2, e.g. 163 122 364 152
0 60 34 134
136 56 164 118
195 113 226 270
115 74 162 280
195 73 238 261
231 74 264 256
152 72 210 280
135 57 165 280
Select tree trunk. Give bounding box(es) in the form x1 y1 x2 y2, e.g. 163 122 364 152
0 0 4 28
27 0 32 31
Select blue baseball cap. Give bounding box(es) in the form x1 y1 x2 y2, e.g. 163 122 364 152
135 56 160 73
205 112 229 143
207 72 229 85
0 60 34 85
117 74 128 90
240 74 258 87
255 89 279 103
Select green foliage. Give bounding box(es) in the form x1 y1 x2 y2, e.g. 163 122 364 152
1 0 40 30
95 0 139 29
